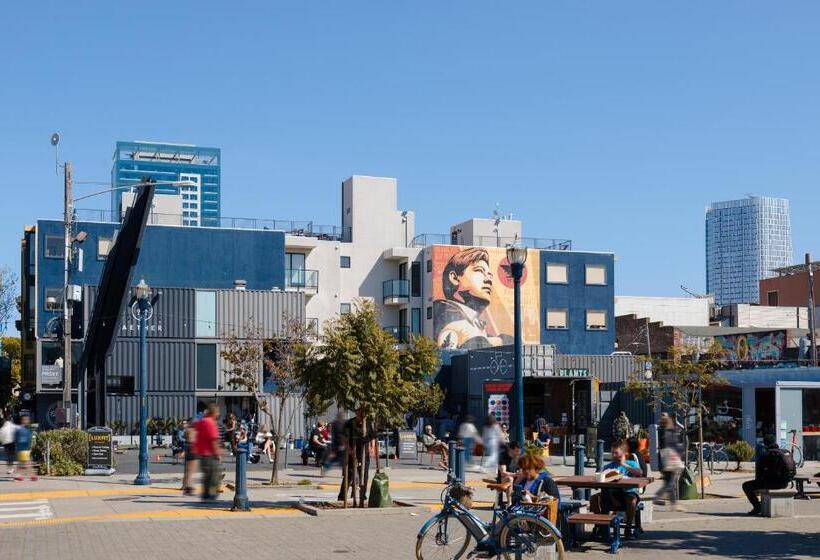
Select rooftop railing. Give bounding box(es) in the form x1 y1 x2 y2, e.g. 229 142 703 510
74 209 352 242
410 233 572 250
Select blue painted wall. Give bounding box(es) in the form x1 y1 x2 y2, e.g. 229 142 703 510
539 250 615 355
36 220 285 337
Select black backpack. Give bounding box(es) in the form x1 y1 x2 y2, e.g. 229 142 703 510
762 448 796 486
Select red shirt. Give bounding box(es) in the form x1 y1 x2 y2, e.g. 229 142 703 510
193 416 219 457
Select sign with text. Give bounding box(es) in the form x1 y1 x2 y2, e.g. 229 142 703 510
398 430 418 460
484 380 513 427
86 426 114 473
556 368 590 378
41 364 63 387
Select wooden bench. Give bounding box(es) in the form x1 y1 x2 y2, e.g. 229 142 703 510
793 476 820 500
567 512 622 554
761 489 796 518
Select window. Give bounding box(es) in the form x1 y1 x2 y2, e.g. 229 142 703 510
411 308 422 334
585 264 607 285
546 309 568 330
44 288 63 311
398 262 407 280
44 236 64 258
586 310 608 330
426 259 432 273
196 344 217 389
286 253 307 287
340 256 351 268
411 262 421 297
545 263 568 284
195 291 216 337
767 291 779 306
340 303 351 315
98 237 113 260
426 306 433 320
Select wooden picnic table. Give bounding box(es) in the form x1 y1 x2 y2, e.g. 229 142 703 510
555 475 654 491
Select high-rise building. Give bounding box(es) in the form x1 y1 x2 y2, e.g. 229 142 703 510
111 141 221 227
706 196 792 305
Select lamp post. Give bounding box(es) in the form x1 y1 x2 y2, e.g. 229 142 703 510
506 242 528 447
133 278 152 486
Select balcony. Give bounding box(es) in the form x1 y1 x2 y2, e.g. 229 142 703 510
384 325 411 344
410 233 572 250
285 269 319 295
382 279 409 305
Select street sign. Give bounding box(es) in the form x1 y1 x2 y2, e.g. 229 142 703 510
41 364 63 387
484 380 514 427
398 430 418 460
85 426 115 475
556 368 590 378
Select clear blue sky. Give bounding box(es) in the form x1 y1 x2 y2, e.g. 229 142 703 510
2 1 819 304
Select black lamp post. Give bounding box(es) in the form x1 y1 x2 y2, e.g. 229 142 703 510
133 279 152 486
506 243 528 447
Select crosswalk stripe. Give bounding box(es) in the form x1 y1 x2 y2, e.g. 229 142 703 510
0 499 53 521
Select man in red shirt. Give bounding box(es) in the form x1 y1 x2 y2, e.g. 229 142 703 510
194 404 222 500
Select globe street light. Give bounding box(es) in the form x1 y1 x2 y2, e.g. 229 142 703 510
133 278 153 486
506 242 528 447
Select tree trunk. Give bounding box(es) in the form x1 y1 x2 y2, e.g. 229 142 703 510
270 397 287 485
359 441 366 508
697 388 705 500
341 447 349 508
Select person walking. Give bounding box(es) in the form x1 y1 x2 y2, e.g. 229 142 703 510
13 415 36 482
1 413 17 475
224 413 237 457
481 415 502 472
182 417 198 496
194 404 222 501
654 413 684 509
742 435 796 515
457 416 481 470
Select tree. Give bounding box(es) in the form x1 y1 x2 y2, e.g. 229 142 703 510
298 300 441 506
626 343 726 498
220 316 311 485
1 336 21 408
0 267 17 336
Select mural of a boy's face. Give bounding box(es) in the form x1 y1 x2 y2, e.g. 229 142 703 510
448 259 493 308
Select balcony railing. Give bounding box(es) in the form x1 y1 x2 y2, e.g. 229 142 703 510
285 269 319 291
410 233 572 250
384 325 411 344
74 209 352 242
382 279 409 303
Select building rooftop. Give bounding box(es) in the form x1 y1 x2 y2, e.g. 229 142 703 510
770 261 820 276
410 233 572 250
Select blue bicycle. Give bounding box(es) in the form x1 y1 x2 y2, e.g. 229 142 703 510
415 480 565 559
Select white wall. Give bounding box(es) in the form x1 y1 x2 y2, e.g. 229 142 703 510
726 304 809 329
615 296 711 326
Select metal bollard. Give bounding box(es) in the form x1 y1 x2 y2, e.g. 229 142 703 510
384 433 390 468
573 443 586 501
447 441 457 483
283 435 290 470
232 443 250 511
596 439 605 472
455 445 466 483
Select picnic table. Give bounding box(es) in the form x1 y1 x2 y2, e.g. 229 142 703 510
555 475 654 491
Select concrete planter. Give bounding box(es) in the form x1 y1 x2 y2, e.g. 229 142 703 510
295 499 429 517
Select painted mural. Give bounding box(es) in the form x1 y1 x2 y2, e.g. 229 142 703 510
431 246 540 349
715 330 786 362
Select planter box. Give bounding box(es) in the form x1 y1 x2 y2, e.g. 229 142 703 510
295 499 429 517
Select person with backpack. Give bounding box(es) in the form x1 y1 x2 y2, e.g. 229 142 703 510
742 435 796 515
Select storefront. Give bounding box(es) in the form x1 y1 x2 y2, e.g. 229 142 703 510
720 368 820 461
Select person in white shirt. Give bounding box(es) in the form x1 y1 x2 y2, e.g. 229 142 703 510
0 414 18 474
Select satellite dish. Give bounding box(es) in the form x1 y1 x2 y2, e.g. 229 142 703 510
50 132 60 146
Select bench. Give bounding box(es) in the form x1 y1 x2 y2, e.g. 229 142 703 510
793 476 820 500
761 489 796 517
567 512 622 554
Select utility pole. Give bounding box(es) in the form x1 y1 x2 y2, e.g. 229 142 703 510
62 161 74 427
807 253 818 367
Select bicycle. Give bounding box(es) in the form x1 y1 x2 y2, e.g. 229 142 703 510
415 480 565 559
686 441 729 475
786 430 805 468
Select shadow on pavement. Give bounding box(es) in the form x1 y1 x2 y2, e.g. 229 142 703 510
627 529 820 559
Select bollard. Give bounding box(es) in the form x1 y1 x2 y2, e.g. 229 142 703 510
596 439 605 472
455 445 466 483
573 443 586 501
232 442 250 512
384 433 390 468
447 441 457 483
283 435 290 470
562 434 568 466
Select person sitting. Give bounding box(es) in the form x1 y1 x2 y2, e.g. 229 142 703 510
536 425 551 448
421 425 449 470
260 429 275 464
513 454 560 504
309 422 330 466
590 439 643 538
494 441 523 504
742 435 795 516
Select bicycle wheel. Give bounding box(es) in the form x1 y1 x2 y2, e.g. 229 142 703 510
499 515 566 560
792 446 804 469
416 514 472 560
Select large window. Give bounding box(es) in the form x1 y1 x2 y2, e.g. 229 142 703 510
545 263 568 284
586 310 608 330
546 309 568 330
411 308 422 334
195 291 216 337
286 252 307 287
585 264 607 285
411 262 421 297
196 344 217 389
44 236 64 258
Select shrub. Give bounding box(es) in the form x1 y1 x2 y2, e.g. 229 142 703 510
726 440 754 471
33 429 88 476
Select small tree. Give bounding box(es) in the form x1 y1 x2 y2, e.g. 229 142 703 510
221 316 310 485
626 344 726 498
1 336 22 408
0 267 17 336
298 300 441 506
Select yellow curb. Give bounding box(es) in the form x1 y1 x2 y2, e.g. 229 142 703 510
0 487 175 502
0 506 302 528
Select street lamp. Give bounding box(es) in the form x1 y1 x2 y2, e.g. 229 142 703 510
506 242 528 447
133 278 153 486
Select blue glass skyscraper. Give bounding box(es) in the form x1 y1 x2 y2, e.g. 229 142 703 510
706 196 792 305
111 141 221 227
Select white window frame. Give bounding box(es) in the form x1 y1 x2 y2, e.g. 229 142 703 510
546 308 568 330
586 309 608 331
585 264 607 286
545 262 568 284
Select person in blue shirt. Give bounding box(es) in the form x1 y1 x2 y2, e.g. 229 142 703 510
591 439 643 536
13 415 36 482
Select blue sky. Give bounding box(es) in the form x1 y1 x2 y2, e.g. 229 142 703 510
2 1 819 306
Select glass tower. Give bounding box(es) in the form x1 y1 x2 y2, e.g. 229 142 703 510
111 141 221 227
706 196 792 305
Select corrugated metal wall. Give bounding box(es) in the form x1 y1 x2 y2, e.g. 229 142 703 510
85 286 196 339
258 393 309 439
216 341 262 391
106 340 195 392
106 393 196 429
556 354 639 383
216 290 304 338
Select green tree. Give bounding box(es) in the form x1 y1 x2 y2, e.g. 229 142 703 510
1 335 21 408
298 300 441 505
